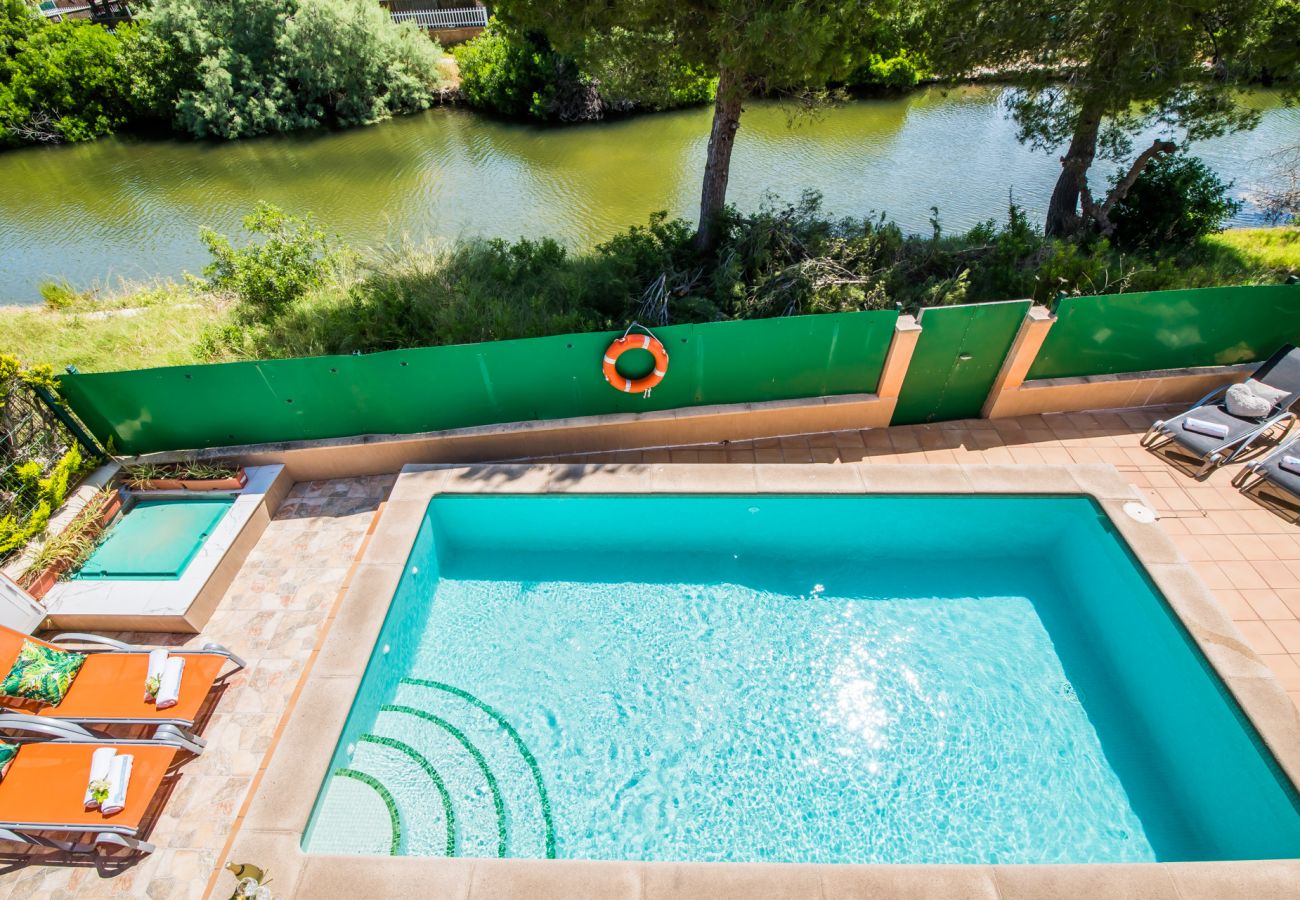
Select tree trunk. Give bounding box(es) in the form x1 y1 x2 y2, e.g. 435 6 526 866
693 66 744 254
1090 139 1178 235
1044 104 1103 239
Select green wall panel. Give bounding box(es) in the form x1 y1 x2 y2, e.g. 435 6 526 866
891 300 1030 426
1027 284 1300 380
59 310 899 455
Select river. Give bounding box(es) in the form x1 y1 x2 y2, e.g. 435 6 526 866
2 85 1297 303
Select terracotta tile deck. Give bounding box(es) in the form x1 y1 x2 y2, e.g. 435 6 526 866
3 404 1299 898
0 476 394 900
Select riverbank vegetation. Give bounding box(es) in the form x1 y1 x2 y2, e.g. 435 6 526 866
926 0 1293 240
0 0 447 145
4 186 1295 373
487 0 1297 252
453 21 717 122
451 15 923 123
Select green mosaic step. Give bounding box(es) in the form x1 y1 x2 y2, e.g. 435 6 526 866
314 768 400 855
395 679 556 858
354 735 455 857
371 706 501 857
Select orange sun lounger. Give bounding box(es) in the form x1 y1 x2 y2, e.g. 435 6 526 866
0 626 244 754
0 716 189 855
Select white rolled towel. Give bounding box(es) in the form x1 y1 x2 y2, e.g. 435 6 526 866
1184 416 1229 439
145 648 167 701
155 656 185 711
83 747 116 810
1281 455 1300 476
101 753 133 816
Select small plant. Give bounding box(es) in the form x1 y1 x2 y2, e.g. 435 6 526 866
121 460 240 488
200 204 341 322
88 778 110 806
18 487 116 588
120 461 167 488
180 461 240 480
38 280 84 310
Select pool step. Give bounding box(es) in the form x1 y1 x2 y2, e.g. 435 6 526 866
392 679 555 858
348 735 454 857
312 680 556 858
311 767 401 855
369 707 500 857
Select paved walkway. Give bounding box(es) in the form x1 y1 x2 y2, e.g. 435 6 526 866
3 405 1298 898
0 476 394 900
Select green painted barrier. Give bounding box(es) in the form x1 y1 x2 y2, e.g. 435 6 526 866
58 310 899 455
1028 284 1300 380
892 300 1030 426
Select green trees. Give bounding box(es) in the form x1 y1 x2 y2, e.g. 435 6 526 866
200 203 341 320
496 0 898 252
140 0 445 138
1 0 446 144
0 0 135 145
1237 0 1300 88
927 0 1268 238
453 21 715 122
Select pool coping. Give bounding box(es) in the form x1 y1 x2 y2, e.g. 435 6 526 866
226 463 1300 899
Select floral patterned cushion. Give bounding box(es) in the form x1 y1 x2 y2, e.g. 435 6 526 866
0 640 86 706
0 742 16 778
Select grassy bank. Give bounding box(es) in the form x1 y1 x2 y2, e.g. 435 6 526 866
3 218 1297 375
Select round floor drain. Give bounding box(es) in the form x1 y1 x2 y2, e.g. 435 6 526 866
1123 501 1157 523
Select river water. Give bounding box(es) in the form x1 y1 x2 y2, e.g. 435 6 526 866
2 85 1296 303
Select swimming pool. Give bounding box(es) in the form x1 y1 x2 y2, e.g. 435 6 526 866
304 493 1300 864
75 496 234 580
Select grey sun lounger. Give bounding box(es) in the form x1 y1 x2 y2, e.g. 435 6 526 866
1140 344 1300 478
1233 435 1300 522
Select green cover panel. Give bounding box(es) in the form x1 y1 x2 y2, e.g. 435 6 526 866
1027 285 1300 380
891 300 1030 426
59 310 898 455
76 498 232 579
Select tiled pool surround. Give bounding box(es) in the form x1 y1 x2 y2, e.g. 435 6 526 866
230 463 1300 898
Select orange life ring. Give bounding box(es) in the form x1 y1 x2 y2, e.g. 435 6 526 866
603 332 669 394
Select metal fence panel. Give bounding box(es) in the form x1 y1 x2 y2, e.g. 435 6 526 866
1027 284 1300 380
58 310 899 455
891 300 1030 426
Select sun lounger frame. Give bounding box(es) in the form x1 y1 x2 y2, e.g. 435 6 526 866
0 715 192 855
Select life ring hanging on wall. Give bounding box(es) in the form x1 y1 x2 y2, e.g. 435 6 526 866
602 324 669 396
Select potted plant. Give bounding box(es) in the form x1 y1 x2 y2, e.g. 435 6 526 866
19 488 119 600
121 461 247 492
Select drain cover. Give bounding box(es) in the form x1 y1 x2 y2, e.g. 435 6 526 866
1123 501 1157 524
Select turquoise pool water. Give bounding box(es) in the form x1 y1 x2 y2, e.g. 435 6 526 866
304 495 1300 864
75 497 232 580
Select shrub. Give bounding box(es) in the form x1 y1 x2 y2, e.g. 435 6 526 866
200 204 341 320
453 24 556 119
190 192 1300 366
0 3 135 145
1109 154 1243 251
0 351 91 560
141 0 444 139
844 13 927 90
454 22 714 122
849 51 925 89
